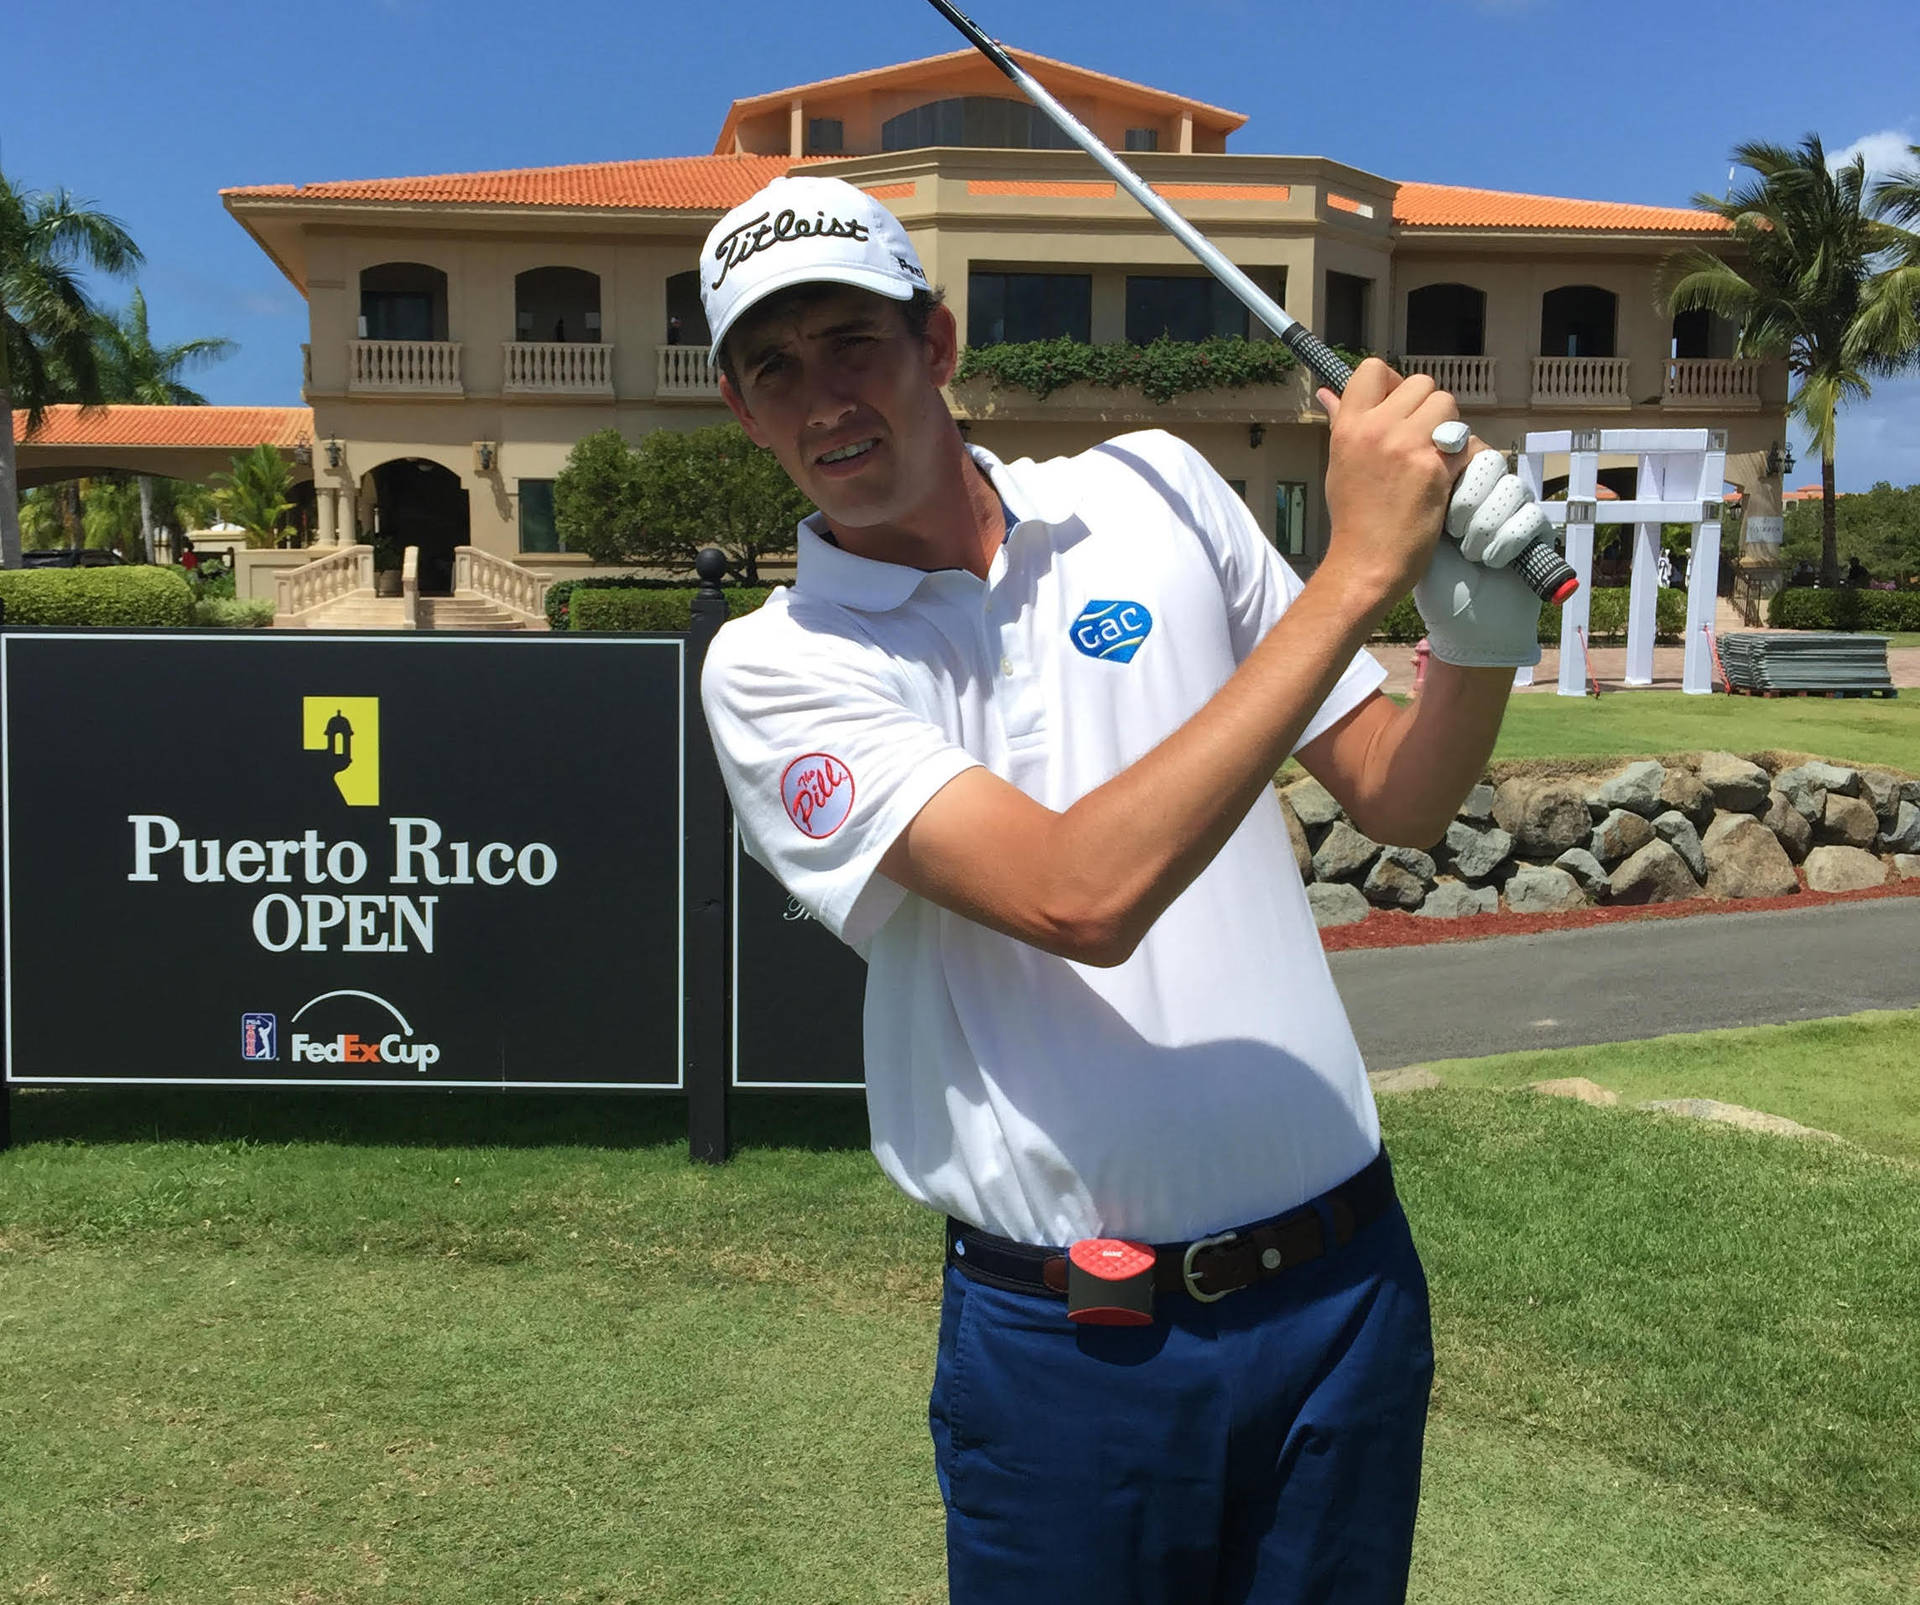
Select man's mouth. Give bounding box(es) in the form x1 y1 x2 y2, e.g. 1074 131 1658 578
816 439 878 466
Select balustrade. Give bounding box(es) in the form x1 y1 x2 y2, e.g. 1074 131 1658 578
275 545 374 621
349 339 464 394
1530 356 1631 408
505 341 614 395
1398 354 1497 404
1663 358 1762 409
656 344 721 397
453 546 549 622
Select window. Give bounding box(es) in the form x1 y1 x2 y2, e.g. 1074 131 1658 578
1125 127 1159 152
1323 272 1371 351
1404 283 1485 356
1540 286 1617 358
664 269 711 349
359 262 448 342
807 118 844 154
1226 479 1248 502
881 96 1077 152
519 480 560 553
1274 482 1308 558
968 272 1093 345
1125 276 1249 343
514 266 601 344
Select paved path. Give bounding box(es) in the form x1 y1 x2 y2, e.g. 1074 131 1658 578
1367 641 1919 696
1330 895 1920 1069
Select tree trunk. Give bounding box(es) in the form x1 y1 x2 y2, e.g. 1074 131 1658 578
139 475 155 564
0 366 21 570
1819 449 1839 587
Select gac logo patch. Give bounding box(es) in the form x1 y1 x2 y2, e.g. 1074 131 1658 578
782 753 855 839
1070 600 1154 664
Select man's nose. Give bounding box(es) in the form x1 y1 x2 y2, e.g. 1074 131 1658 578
801 361 860 428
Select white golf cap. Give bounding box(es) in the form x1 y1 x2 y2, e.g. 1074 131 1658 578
699 175 930 364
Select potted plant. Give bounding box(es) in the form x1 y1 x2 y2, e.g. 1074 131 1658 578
373 534 403 596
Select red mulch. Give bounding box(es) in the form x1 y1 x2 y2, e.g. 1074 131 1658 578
1318 867 1920 952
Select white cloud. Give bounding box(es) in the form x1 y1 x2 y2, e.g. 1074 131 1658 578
1828 128 1917 181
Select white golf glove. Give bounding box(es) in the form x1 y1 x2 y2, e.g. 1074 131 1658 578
1414 449 1550 668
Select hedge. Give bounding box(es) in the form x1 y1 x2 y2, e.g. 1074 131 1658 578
544 575 726 632
1373 586 1686 647
191 597 277 629
0 566 194 627
1766 587 1920 632
569 585 775 632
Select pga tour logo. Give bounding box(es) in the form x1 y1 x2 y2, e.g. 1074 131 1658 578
243 989 443 1072
1071 600 1154 664
782 752 855 839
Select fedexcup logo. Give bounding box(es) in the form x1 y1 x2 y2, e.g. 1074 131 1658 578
1070 600 1154 664
283 988 442 1072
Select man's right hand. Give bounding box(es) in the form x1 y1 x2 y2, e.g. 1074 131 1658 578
1317 359 1478 610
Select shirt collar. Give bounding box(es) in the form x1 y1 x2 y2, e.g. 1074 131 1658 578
791 443 1082 613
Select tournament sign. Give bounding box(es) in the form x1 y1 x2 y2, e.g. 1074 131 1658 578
730 825 865 1088
2 631 683 1090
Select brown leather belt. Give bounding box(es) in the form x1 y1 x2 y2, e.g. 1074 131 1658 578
945 1147 1396 1305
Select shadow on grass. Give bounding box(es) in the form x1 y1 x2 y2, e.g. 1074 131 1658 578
4 1085 872 1155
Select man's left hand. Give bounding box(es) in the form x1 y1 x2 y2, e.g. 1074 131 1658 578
1414 449 1550 668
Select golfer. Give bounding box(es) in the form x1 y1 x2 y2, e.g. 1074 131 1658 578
698 175 1546 1605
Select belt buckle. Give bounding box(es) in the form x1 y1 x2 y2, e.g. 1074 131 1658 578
1181 1230 1237 1303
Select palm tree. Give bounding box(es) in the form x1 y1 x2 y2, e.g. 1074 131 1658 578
1 174 142 567
95 287 236 560
212 444 295 547
1664 136 1920 585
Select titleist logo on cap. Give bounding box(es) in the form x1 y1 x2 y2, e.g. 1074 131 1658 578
710 208 875 291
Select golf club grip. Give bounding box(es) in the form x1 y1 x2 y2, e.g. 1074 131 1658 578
1514 539 1580 606
1279 326 1353 395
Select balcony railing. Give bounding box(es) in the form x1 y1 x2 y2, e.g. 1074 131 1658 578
656 344 721 397
1530 356 1631 408
349 340 464 395
505 341 614 396
1399 354 1497 405
1662 357 1763 410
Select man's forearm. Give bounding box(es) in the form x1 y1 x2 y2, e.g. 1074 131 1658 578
1345 660 1514 848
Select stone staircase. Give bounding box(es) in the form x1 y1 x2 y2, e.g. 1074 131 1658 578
419 595 543 631
287 589 544 631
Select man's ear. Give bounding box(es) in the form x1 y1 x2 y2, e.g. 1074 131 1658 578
718 374 769 446
923 303 960 389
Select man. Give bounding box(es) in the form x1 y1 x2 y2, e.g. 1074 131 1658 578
698 175 1546 1604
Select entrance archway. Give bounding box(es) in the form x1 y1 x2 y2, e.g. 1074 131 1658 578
366 459 468 595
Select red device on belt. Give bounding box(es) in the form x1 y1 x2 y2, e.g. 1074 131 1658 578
1067 1238 1157 1326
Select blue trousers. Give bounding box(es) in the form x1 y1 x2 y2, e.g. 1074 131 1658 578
928 1197 1433 1605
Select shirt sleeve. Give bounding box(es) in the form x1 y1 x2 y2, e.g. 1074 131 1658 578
1165 433 1388 752
701 616 982 950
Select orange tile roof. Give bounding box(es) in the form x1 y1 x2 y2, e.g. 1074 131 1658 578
1393 181 1728 232
966 179 1116 198
1155 183 1291 201
223 154 814 210
14 405 312 449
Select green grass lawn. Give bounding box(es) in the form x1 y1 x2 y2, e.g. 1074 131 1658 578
1490 689 1920 773
4 1038 1919 1603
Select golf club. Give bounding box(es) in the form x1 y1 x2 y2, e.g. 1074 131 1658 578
923 0 1581 605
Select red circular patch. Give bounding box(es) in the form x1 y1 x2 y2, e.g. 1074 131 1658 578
781 752 855 839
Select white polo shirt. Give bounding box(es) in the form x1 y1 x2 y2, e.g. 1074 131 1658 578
701 430 1387 1245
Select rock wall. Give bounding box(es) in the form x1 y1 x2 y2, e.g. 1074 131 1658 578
1283 754 1920 928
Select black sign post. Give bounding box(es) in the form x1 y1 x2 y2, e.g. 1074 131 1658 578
684 550 732 1162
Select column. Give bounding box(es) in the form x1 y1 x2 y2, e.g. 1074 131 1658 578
316 487 337 548
338 488 357 545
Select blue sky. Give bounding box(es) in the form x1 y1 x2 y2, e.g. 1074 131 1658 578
5 0 1915 488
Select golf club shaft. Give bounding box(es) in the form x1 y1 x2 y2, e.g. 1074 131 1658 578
921 0 1580 606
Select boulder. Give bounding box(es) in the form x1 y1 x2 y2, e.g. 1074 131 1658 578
1443 819 1513 882
1590 808 1655 867
1861 770 1903 824
1554 847 1610 898
1313 821 1381 883
1505 865 1587 914
1530 1077 1619 1107
1701 814 1799 899
1307 881 1371 928
1278 792 1313 880
1803 845 1888 894
1595 760 1668 818
1493 779 1593 858
1379 845 1439 884
1609 839 1701 904
1639 1099 1841 1142
1903 778 1920 807
1458 782 1496 824
1761 791 1812 863
1284 776 1345 831
1818 793 1879 850
1369 1065 1442 1095
1416 879 1499 919
1894 854 1920 880
1879 801 1920 855
1695 751 1771 814
1363 858 1428 910
1773 767 1827 825
1795 760 1863 797
1657 770 1716 829
1652 811 1706 881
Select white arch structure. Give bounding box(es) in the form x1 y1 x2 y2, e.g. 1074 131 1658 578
1521 427 1727 697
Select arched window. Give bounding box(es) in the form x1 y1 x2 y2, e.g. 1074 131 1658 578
1671 306 1737 359
360 263 448 342
515 266 601 344
664 270 711 349
1405 283 1485 356
881 96 1078 152
1540 286 1616 358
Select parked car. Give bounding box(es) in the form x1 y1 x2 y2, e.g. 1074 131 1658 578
21 549 130 568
